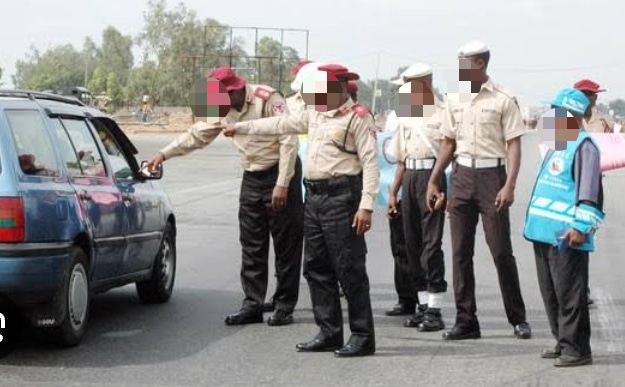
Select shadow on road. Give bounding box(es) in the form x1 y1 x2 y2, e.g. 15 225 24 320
1 287 242 367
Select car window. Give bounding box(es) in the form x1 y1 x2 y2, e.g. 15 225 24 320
89 119 134 180
5 110 59 177
51 118 83 175
57 118 107 178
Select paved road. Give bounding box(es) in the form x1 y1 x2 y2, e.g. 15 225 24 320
1 131 625 387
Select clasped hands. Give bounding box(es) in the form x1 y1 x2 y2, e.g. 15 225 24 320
214 123 237 137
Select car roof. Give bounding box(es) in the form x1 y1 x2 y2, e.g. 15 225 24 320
0 89 138 155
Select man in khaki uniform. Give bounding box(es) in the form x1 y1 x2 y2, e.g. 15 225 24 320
574 79 615 133
426 41 531 341
222 64 379 358
146 66 303 327
387 63 448 332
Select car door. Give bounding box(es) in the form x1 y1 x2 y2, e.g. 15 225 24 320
51 116 127 282
89 118 163 275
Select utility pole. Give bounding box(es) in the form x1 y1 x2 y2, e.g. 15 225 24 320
371 52 380 114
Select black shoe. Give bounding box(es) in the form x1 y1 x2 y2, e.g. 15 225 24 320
385 303 416 316
514 322 532 339
540 346 561 359
403 305 427 327
442 323 481 340
334 336 375 358
225 309 263 325
262 302 275 313
418 308 445 332
554 354 592 367
267 310 293 326
296 335 343 352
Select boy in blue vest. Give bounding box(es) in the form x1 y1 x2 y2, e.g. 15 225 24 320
524 88 605 367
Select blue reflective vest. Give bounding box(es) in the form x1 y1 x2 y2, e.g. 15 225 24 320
523 130 604 252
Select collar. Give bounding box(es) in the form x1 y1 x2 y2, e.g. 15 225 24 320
324 98 354 117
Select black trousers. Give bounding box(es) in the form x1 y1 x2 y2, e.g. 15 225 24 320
534 242 591 357
401 168 447 295
388 202 415 306
449 164 526 327
302 175 375 342
239 158 303 313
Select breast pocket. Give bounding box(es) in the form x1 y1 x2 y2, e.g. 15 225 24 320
478 109 502 136
327 127 357 154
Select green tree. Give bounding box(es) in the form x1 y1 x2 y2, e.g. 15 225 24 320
88 66 108 94
608 99 625 117
13 44 86 91
254 36 300 95
136 0 245 106
125 61 158 106
106 72 123 107
0 66 3 87
98 26 134 85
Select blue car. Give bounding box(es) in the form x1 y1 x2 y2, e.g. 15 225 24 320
0 90 177 347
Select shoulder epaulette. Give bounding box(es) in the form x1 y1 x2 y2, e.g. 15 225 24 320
492 83 516 100
351 103 370 118
254 86 276 101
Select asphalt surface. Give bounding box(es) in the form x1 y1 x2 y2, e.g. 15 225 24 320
1 130 625 387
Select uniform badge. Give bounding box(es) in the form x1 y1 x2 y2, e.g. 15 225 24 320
548 156 564 176
254 87 273 101
272 101 286 114
368 126 378 140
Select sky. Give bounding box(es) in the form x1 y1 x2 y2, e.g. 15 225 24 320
2 0 624 107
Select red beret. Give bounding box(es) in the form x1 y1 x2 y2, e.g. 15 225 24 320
347 81 358 93
207 66 246 91
289 60 313 75
573 79 606 93
317 64 359 81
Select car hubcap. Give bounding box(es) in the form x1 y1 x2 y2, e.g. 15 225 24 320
68 263 88 331
160 238 174 290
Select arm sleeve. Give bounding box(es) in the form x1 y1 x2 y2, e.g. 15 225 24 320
502 98 527 141
572 140 605 234
265 93 299 187
440 100 456 139
386 124 404 162
160 121 221 159
574 140 602 205
235 109 309 135
353 116 380 211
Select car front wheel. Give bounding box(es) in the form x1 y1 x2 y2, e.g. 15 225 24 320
136 223 176 303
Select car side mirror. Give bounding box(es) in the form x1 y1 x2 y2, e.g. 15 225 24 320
139 160 163 180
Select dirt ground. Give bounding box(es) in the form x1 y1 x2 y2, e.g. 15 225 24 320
116 110 194 134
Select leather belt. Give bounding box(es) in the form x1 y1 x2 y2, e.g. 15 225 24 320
456 156 505 169
303 175 360 195
405 158 435 170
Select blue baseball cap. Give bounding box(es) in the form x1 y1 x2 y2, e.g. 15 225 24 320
548 88 590 116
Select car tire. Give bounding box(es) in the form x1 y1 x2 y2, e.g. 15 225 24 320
48 247 91 347
136 223 176 304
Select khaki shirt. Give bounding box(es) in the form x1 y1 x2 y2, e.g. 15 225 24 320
441 78 526 159
584 106 615 133
235 98 380 211
160 84 298 187
388 107 444 161
286 92 306 116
